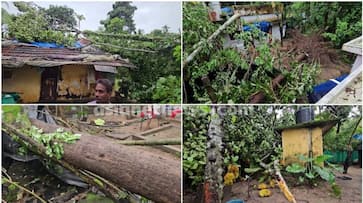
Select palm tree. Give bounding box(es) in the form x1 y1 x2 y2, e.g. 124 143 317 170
75 14 85 30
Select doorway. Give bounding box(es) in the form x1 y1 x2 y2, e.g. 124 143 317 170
40 68 58 102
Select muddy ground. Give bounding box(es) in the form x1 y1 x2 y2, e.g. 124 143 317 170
223 165 362 203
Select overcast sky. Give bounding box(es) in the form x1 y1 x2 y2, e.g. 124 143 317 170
2 1 181 33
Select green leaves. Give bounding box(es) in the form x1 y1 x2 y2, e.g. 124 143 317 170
8 8 76 46
152 76 181 103
314 155 333 165
183 106 209 187
94 118 105 126
244 167 262 174
184 2 319 103
286 163 305 173
313 165 335 183
285 153 342 191
222 106 283 169
19 126 81 160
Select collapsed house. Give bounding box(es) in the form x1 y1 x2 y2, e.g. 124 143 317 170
2 40 135 103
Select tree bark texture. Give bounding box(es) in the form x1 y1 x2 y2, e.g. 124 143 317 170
30 119 181 203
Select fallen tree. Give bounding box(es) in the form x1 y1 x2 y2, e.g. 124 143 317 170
3 119 181 203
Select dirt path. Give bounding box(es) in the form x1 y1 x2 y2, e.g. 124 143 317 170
223 165 362 203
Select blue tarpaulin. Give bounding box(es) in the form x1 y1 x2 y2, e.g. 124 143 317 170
308 74 348 103
30 41 83 48
221 7 234 16
31 41 65 48
243 21 271 33
353 134 362 141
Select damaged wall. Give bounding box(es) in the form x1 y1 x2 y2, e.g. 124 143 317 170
58 65 93 98
2 66 41 103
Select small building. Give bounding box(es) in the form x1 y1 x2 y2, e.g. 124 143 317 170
276 119 338 166
2 41 135 103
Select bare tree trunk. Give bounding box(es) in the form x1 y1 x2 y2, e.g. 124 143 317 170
17 119 181 203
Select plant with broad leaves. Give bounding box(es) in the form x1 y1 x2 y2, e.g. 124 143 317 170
285 154 343 197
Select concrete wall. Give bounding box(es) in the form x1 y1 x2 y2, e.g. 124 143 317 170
2 66 41 103
281 127 323 166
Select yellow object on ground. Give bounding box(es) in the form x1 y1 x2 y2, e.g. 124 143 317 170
228 164 240 179
269 179 276 188
259 189 272 197
258 183 268 189
278 179 295 202
224 172 235 186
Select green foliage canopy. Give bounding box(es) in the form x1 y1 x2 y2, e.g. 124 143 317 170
101 2 137 34
286 2 362 48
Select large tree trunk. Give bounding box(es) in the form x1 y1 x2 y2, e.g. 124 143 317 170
29 119 181 203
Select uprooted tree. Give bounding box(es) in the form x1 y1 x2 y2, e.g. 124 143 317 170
183 2 320 103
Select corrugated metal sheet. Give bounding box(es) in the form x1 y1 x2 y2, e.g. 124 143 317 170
2 41 136 69
94 65 117 73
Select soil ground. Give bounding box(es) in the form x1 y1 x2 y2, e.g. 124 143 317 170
222 165 362 203
183 165 361 203
281 29 352 83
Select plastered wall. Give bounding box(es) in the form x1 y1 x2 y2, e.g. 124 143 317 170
2 67 41 103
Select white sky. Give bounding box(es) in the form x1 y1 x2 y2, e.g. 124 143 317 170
2 1 181 33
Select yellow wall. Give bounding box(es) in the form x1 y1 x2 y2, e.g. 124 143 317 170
2 67 41 103
281 127 323 166
58 65 91 97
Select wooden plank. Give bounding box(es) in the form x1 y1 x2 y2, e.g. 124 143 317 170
342 36 362 55
140 124 174 136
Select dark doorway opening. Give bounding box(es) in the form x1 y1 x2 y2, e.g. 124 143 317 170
40 68 59 102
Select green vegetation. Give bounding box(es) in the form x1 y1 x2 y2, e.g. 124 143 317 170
84 2 181 103
286 2 362 48
19 126 81 159
285 154 343 197
3 106 81 160
152 76 181 103
3 2 181 103
7 2 77 46
324 117 362 151
183 105 361 200
183 106 209 186
183 106 296 187
183 2 319 103
100 2 137 34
